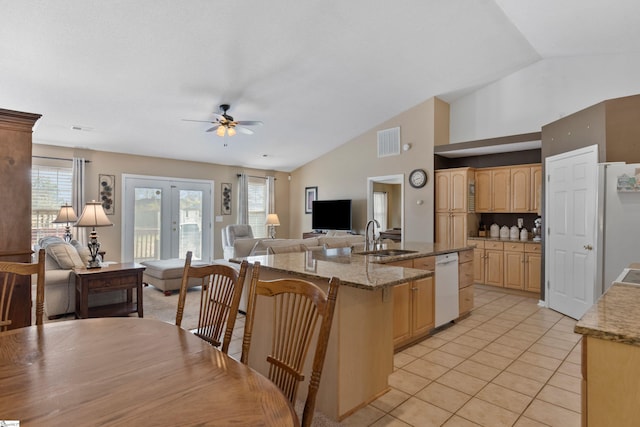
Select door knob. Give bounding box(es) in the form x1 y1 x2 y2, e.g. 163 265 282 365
584 244 593 250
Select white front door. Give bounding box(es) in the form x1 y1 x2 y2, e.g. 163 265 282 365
545 145 598 319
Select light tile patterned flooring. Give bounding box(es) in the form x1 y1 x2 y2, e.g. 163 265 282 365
228 286 583 427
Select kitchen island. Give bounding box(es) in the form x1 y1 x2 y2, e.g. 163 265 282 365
575 265 640 427
234 242 473 421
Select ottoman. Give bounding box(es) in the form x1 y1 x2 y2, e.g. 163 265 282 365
141 258 206 296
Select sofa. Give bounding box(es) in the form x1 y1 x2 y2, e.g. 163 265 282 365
35 236 126 318
221 227 366 260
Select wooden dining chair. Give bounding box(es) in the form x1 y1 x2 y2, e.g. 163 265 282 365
0 248 46 332
240 262 339 427
175 251 247 353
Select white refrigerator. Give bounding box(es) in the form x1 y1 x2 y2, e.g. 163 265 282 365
596 162 640 293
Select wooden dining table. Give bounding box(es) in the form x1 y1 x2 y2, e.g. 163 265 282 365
0 317 299 426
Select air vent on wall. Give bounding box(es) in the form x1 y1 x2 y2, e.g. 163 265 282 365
377 127 401 158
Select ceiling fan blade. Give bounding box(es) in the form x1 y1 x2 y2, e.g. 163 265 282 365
182 119 215 123
236 120 263 126
205 125 221 132
236 126 254 135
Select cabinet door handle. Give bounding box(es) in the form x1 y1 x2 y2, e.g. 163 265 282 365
411 287 418 291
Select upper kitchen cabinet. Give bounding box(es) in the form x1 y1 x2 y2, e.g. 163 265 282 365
475 167 510 212
475 164 541 213
511 164 542 213
435 168 477 247
435 167 473 213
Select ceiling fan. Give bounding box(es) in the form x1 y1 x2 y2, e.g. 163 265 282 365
184 104 263 137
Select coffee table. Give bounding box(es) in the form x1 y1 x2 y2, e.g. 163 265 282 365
73 262 146 318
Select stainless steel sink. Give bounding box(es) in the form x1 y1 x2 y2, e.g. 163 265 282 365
356 249 417 257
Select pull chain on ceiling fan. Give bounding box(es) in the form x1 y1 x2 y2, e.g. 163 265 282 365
183 104 263 138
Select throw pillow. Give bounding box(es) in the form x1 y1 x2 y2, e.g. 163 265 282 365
71 239 93 263
45 242 85 269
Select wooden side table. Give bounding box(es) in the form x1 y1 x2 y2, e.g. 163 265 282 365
73 262 146 319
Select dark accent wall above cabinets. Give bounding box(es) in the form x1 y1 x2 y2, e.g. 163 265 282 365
435 149 542 170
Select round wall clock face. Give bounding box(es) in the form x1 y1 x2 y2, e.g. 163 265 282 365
409 169 428 188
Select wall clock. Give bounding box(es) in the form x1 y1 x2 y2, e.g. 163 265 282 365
409 168 428 188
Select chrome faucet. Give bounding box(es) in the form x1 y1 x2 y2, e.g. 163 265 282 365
365 219 380 251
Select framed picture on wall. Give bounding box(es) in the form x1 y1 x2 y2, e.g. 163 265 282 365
99 174 115 215
305 186 317 214
221 183 232 215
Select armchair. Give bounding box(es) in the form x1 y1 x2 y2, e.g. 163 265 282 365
221 224 255 259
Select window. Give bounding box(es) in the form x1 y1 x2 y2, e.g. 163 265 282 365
373 191 388 232
248 177 267 238
32 164 73 247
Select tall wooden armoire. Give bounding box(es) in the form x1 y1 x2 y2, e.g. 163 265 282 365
0 108 41 329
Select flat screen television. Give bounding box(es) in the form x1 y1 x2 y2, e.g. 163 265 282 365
312 199 352 231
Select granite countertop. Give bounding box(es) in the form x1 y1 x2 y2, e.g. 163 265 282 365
357 241 476 264
575 281 640 346
235 241 472 291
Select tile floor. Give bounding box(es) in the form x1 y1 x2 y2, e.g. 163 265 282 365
228 286 583 427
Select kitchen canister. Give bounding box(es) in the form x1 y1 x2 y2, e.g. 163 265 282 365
510 226 519 240
520 228 529 241
490 223 500 238
500 225 509 239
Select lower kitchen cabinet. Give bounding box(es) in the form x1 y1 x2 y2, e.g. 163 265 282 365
458 249 474 316
475 241 504 287
391 257 435 350
471 238 540 294
504 242 525 290
524 243 541 293
581 335 640 426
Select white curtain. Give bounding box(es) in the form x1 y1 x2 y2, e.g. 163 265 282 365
72 157 86 243
237 173 248 224
267 175 275 214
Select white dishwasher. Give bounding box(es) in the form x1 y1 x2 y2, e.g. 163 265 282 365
435 252 459 327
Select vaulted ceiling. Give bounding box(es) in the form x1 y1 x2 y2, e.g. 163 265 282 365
2 0 640 171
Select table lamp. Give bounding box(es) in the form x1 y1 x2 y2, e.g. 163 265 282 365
52 204 78 242
76 200 113 268
265 213 280 239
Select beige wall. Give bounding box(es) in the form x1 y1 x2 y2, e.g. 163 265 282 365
33 144 290 262
289 97 444 242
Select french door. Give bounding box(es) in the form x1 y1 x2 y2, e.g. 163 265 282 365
122 175 213 262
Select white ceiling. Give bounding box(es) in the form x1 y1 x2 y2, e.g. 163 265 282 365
2 0 640 172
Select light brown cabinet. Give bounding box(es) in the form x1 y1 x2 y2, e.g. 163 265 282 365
471 238 540 293
474 240 505 287
476 164 541 213
458 249 474 316
524 243 542 293
391 257 435 350
504 242 525 290
581 336 640 426
530 165 542 214
475 167 510 212
435 168 476 247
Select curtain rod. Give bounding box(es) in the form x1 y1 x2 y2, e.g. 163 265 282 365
33 155 91 163
236 174 275 180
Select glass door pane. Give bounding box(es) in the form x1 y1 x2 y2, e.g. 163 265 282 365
134 187 162 262
177 189 203 260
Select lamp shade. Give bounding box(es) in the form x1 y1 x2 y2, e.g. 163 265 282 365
265 214 280 226
76 201 113 228
53 205 78 223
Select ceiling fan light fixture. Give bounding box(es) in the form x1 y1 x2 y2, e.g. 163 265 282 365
227 127 236 137
216 126 226 137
